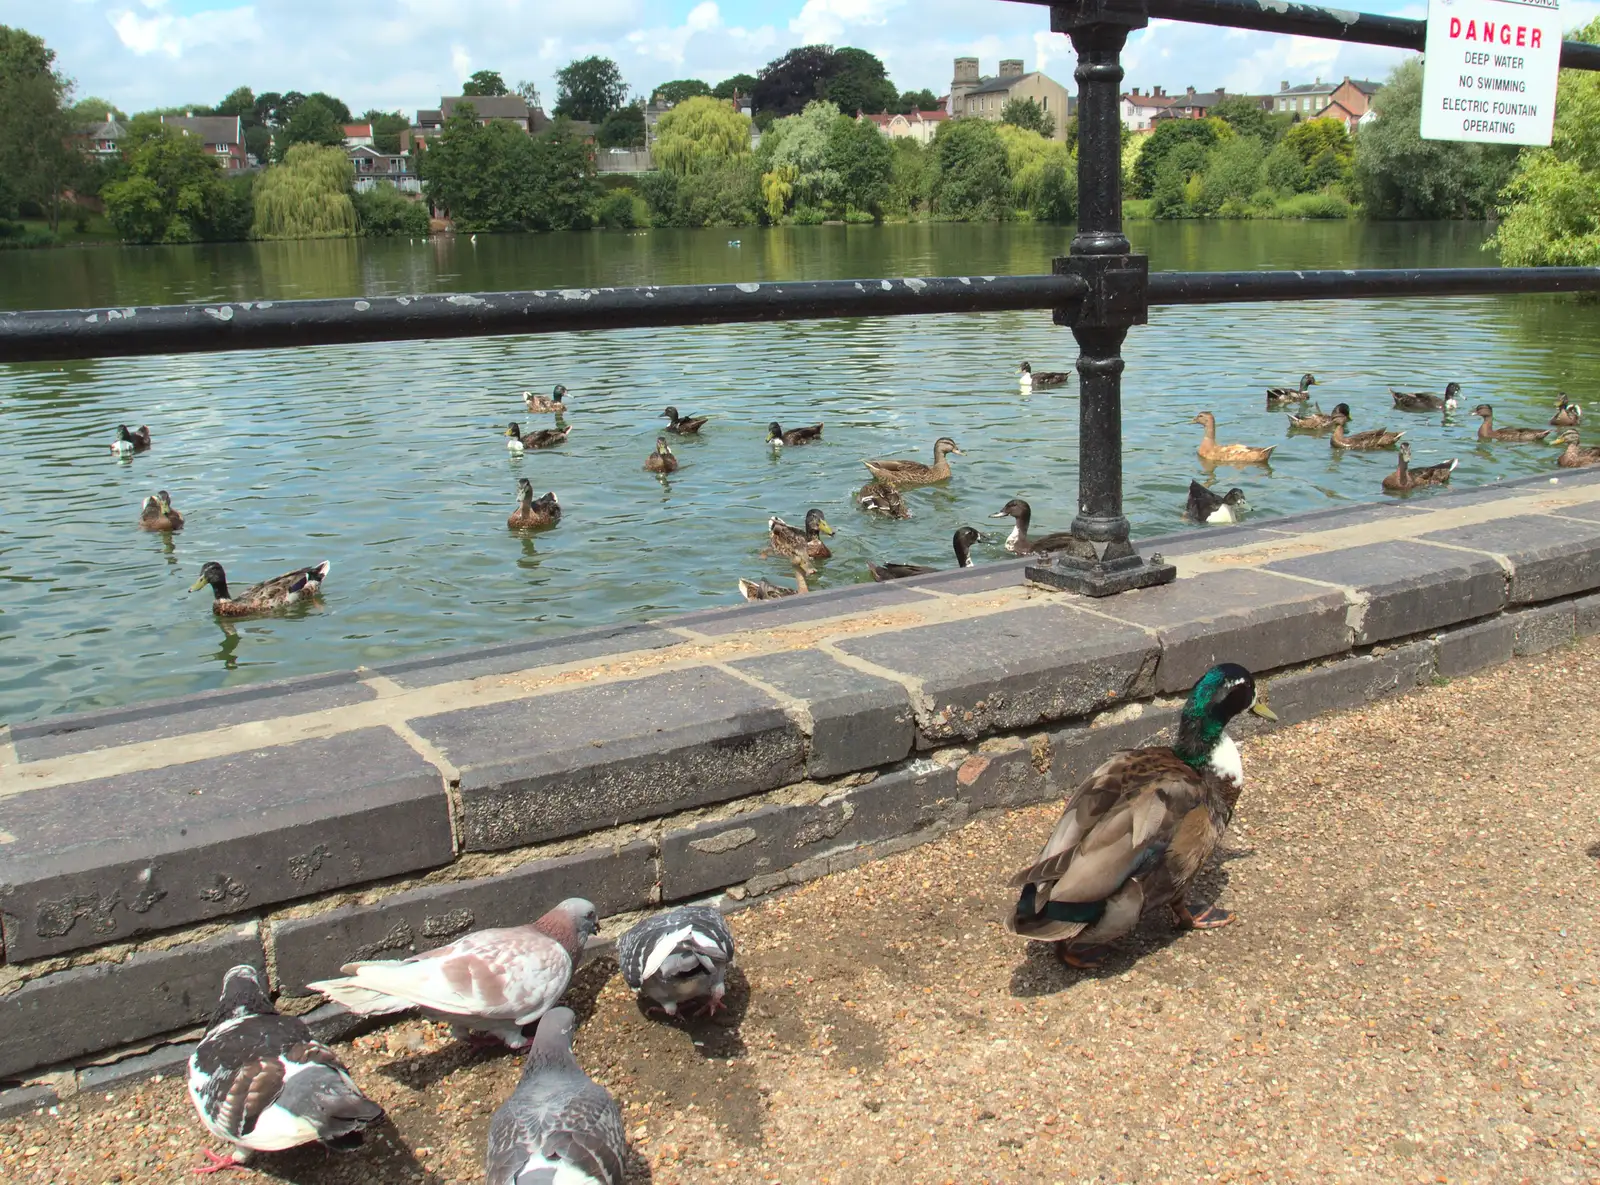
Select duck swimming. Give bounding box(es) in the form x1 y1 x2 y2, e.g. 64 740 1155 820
1391 382 1460 412
862 437 963 487
138 489 184 531
506 422 570 451
1019 362 1071 390
506 479 561 529
868 527 982 581
188 561 330 617
1265 373 1316 406
1185 481 1247 524
1191 412 1275 466
989 498 1073 555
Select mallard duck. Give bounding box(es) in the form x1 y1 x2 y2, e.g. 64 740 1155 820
505 422 570 451
1005 662 1277 967
1265 373 1316 406
1550 394 1583 427
738 557 813 601
989 498 1074 555
1019 362 1071 390
1391 382 1460 412
507 478 561 529
1381 442 1457 491
1553 429 1600 468
863 437 963 487
110 424 151 456
767 421 824 447
644 437 678 473
1330 413 1404 451
1286 401 1351 431
868 527 982 581
1472 403 1550 443
767 508 834 561
138 489 184 532
662 405 709 434
523 385 568 414
1185 481 1247 524
856 479 910 519
1191 412 1275 466
189 560 330 617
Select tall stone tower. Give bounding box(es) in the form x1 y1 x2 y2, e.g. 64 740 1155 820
951 57 980 116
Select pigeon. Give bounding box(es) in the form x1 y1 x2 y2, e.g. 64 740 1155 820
307 898 598 1049
616 904 736 1017
485 1007 627 1185
187 964 383 1174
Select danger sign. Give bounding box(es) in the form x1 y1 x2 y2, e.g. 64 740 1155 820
1420 0 1562 145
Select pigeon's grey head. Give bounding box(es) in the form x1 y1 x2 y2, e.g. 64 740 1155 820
214 963 275 1023
533 898 600 957
533 1006 578 1051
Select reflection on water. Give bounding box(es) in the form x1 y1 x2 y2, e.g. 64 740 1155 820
0 221 1595 724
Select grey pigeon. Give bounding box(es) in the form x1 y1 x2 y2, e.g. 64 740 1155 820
187 964 382 1174
485 1007 626 1185
617 904 736 1017
307 898 598 1049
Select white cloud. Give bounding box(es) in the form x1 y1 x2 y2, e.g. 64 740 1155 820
110 5 257 58
450 44 472 80
789 0 900 45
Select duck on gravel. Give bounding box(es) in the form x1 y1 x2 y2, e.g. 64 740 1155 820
1005 662 1277 968
1191 412 1275 466
1391 382 1460 412
862 437 963 487
1185 481 1247 524
868 527 982 581
1265 373 1316 406
1472 403 1551 443
1381 442 1457 492
990 498 1073 555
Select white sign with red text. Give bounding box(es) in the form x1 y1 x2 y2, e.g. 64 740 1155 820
1420 0 1562 145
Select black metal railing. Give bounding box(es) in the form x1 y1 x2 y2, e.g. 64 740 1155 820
2 0 1598 595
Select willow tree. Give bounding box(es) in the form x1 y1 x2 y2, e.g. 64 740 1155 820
252 143 356 239
655 95 751 176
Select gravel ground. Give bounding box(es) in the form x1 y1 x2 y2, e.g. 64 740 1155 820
5 640 1600 1184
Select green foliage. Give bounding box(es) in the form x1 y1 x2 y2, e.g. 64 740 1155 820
252 143 356 238
1263 141 1305 193
1282 118 1350 168
931 118 1011 220
660 161 761 227
752 45 840 117
1354 59 1518 219
277 96 345 158
1001 97 1055 140
0 26 77 229
1196 134 1266 214
821 47 896 116
885 137 931 217
894 88 939 115
307 92 352 124
102 129 236 242
212 87 254 118
70 96 126 122
1273 191 1356 219
1149 140 1210 218
1035 161 1078 223
515 80 541 109
462 70 508 97
364 110 411 155
996 124 1066 210
712 74 757 101
1131 118 1222 198
1209 96 1289 145
655 96 751 176
1491 16 1600 265
554 56 628 122
592 187 640 228
652 79 711 106
762 100 841 213
212 173 256 239
826 112 892 215
353 184 428 236
597 104 646 148
419 112 599 232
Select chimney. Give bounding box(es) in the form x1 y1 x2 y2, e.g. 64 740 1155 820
1155 86 1164 97
1280 81 1289 91
999 58 1024 78
1314 76 1321 85
1186 86 1195 96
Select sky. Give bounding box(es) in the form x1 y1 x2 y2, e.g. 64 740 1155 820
5 0 1597 119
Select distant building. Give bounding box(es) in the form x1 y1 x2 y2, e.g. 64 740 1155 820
1266 77 1380 128
77 113 129 158
1150 86 1228 122
342 123 375 149
858 109 949 146
1121 87 1175 131
949 57 1072 142
407 96 553 154
346 145 422 194
160 114 248 169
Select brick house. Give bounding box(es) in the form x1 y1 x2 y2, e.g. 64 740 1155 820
159 114 249 169
1150 86 1228 121
346 145 422 194
1265 77 1381 129
77 114 128 159
407 96 554 153
949 57 1073 142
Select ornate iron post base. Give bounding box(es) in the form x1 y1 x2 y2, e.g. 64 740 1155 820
1026 0 1176 598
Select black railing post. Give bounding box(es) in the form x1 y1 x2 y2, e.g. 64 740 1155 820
1027 0 1176 597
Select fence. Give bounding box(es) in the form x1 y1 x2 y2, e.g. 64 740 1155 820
3 0 1599 596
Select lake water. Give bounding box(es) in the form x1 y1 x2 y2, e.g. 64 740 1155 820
1 221 1595 725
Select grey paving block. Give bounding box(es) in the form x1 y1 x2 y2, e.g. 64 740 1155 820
1419 515 1600 603
411 667 805 852
0 929 260 1080
0 1084 57 1119
270 841 655 995
0 728 452 961
1512 603 1575 656
672 581 928 636
11 673 374 763
892 560 1029 595
1135 524 1294 558
1435 616 1515 678
1549 499 1600 524
78 1042 195 1092
1260 500 1435 531
1049 706 1181 792
1573 592 1600 637
956 743 1053 812
1096 568 1350 694
371 623 679 689
728 649 914 778
834 604 1157 741
1240 643 1435 731
1262 541 1506 644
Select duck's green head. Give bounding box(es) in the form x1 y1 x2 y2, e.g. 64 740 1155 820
1175 662 1275 768
1301 373 1317 388
189 561 228 597
505 422 522 438
767 422 783 443
804 508 834 537
553 384 568 398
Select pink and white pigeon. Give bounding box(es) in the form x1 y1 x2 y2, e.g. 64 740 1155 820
307 898 598 1049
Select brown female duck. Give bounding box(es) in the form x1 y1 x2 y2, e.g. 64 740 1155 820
138 489 184 531
506 479 561 529
855 479 910 519
662 406 709 434
767 508 834 561
1286 402 1351 431
738 557 813 601
862 437 963 487
1550 394 1583 428
1006 662 1276 967
1330 413 1404 450
1381 442 1457 492
989 498 1073 554
1553 429 1600 468
1191 412 1275 466
1472 403 1550 443
644 437 678 473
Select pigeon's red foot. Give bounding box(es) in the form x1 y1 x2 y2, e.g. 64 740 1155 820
689 992 727 1018
194 1148 245 1175
1056 943 1109 969
1171 901 1234 930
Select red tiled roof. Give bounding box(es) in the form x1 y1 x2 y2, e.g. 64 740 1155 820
862 113 896 126
343 123 373 137
914 109 948 121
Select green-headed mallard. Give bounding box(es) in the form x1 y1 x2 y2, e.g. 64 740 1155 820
1553 429 1600 468
1185 481 1247 524
506 422 570 452
189 560 330 617
1265 373 1316 406
1191 412 1275 466
1005 662 1277 967
767 421 823 448
644 437 678 473
524 385 568 414
863 437 963 487
1391 382 1460 412
1019 362 1071 390
868 527 982 582
989 498 1073 555
663 406 709 435
738 557 812 601
767 508 834 561
507 478 561 529
138 489 184 532
110 424 151 456
1551 394 1583 427
1286 401 1351 431
1472 403 1550 443
1330 413 1403 451
856 479 910 519
1381 442 1457 491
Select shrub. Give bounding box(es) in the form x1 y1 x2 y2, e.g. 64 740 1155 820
593 188 638 228
353 185 429 236
1273 191 1355 219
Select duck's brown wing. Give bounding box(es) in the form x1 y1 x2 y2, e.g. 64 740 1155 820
863 458 926 477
